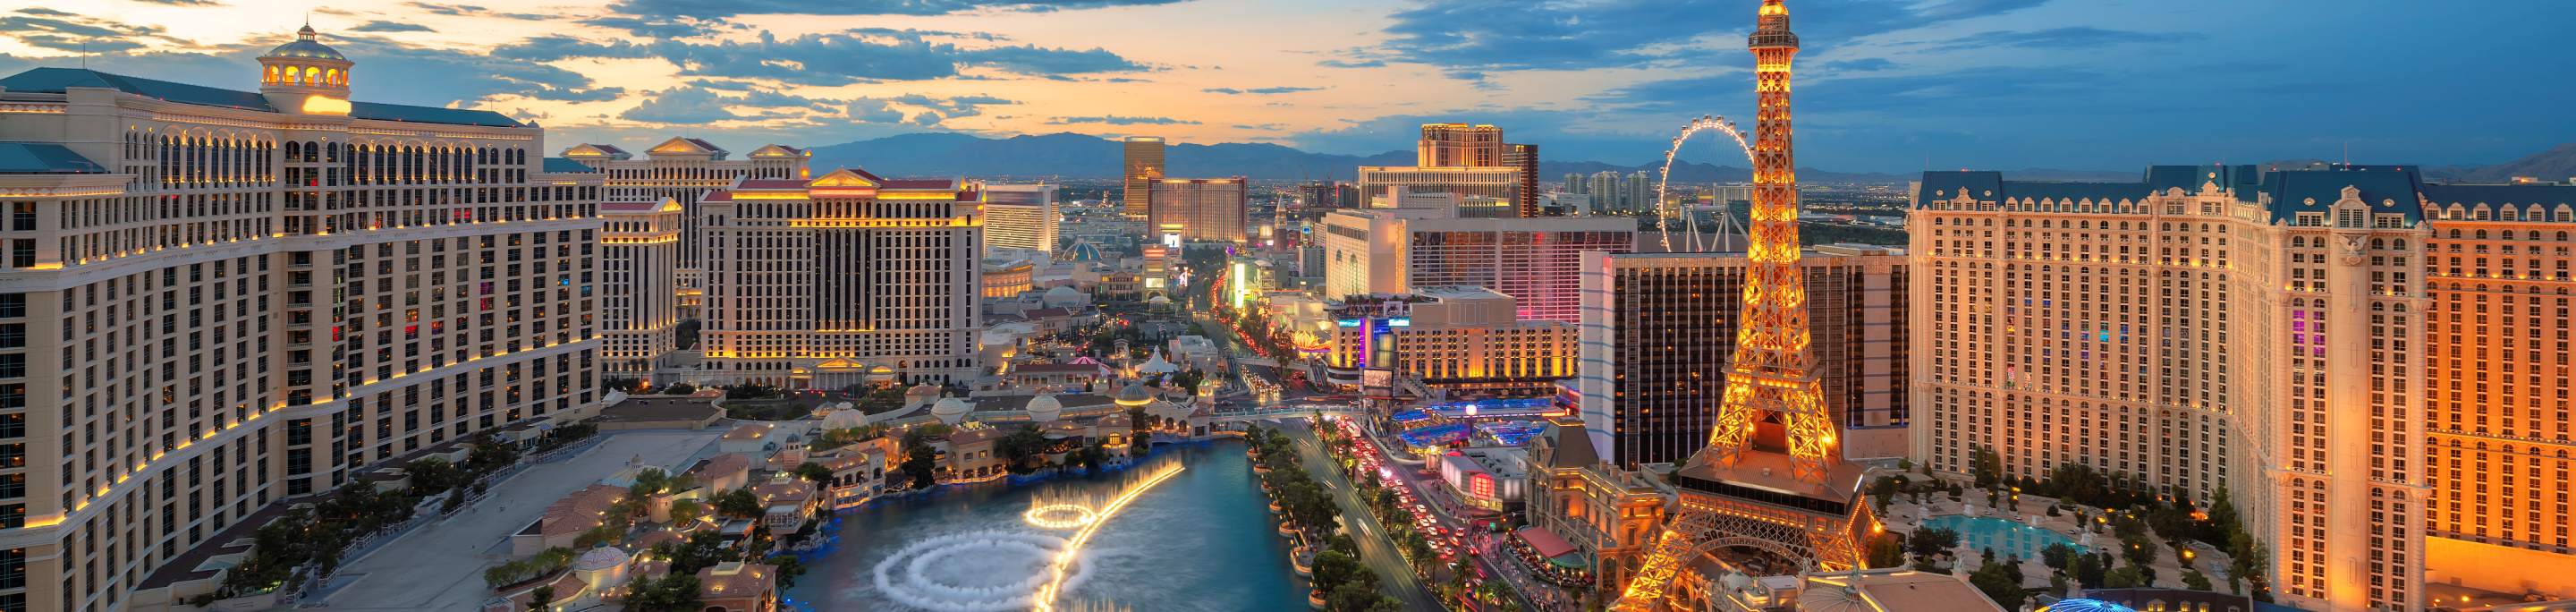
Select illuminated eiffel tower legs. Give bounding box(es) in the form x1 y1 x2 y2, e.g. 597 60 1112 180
1607 2 1861 610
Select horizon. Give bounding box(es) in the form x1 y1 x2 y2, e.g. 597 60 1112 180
13 0 2575 174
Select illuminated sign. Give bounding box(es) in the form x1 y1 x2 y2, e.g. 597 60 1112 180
1336 319 1362 327
1163 232 1182 248
1387 319 1411 327
1470 472 1495 498
1362 368 1396 399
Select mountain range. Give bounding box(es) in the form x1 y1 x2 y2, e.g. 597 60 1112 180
801 132 2576 185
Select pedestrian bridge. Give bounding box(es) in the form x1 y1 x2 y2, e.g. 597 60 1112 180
1209 404 1367 423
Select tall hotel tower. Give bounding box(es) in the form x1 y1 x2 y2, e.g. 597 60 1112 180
0 26 607 612
685 169 985 389
561 139 807 319
1912 163 2576 610
1610 2 1874 608
1123 137 1165 220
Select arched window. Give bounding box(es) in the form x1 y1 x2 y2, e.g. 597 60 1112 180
2292 236 2307 248
2559 232 2569 242
2478 230 2490 240
2371 238 2385 250
2451 229 2462 238
284 140 301 159
2392 240 2407 251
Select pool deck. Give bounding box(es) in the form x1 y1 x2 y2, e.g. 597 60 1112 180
1880 486 2224 592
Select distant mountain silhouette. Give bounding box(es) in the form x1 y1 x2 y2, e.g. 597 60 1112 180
801 132 2143 184
2459 143 2576 183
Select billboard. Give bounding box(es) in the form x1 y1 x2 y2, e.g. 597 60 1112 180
1362 368 1397 399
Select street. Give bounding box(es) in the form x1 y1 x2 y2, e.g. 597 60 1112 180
1283 421 1449 612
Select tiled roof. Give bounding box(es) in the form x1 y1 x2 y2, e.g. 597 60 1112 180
539 484 628 538
691 453 750 480
696 562 775 598
722 423 772 440
542 157 597 174
0 67 521 127
0 142 108 174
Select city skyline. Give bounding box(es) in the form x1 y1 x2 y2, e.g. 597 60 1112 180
11 1 2576 172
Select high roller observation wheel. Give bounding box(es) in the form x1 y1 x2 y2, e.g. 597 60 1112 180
1655 115 1758 253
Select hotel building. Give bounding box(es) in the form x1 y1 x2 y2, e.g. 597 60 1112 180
560 138 807 319
979 183 1058 258
1909 163 2576 611
1148 178 1247 244
1575 247 1913 469
0 26 607 612
598 199 683 379
1310 287 1578 397
684 169 984 389
1319 208 1633 323
1122 137 1164 219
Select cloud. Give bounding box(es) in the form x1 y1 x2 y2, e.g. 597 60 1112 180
687 79 757 90
1046 115 1200 125
1819 57 1897 72
348 21 436 33
846 99 908 123
578 17 715 38
1203 86 1321 94
1105 78 1151 82
0 10 194 53
311 7 360 15
402 2 555 20
620 86 751 123
1343 0 2049 72
127 0 226 5
489 30 1147 86
1318 59 1386 68
1934 27 2207 50
603 0 1189 20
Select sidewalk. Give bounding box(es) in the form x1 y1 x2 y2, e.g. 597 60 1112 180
317 430 724 612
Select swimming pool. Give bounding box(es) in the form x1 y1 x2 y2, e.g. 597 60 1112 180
1921 514 2077 561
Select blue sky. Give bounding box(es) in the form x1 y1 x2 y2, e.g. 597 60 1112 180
10 0 2575 172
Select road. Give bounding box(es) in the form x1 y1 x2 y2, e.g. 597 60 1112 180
1356 428 1559 612
1283 421 1448 612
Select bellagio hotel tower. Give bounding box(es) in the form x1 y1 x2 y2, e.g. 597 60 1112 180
0 27 607 612
1912 163 2576 612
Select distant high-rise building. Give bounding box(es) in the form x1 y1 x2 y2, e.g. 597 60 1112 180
600 199 685 379
1626 171 1654 213
1320 209 1634 323
1590 171 1623 212
1301 181 1360 212
1577 247 1913 469
1123 137 1165 219
1504 143 1542 217
1564 173 1588 195
1419 123 1504 167
980 183 1059 257
1148 178 1249 243
563 138 808 320
1359 166 1521 210
692 169 983 388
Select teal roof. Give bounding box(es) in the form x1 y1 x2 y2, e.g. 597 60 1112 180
0 67 271 112
1915 164 2444 225
347 101 521 128
0 143 107 174
542 157 597 174
0 67 521 128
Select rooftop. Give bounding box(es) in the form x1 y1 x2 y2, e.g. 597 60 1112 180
0 67 524 127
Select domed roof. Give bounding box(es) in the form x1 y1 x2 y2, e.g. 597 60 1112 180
1147 295 1171 303
1024 391 1063 422
819 407 868 430
572 545 628 572
930 394 973 424
1113 379 1154 407
1045 285 1080 296
266 26 346 61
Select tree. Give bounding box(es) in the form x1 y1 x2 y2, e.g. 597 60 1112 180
408 456 463 496
2041 542 2076 573
2182 568 2212 591
623 574 702 612
1311 550 1368 594
901 444 936 489
2104 561 2147 589
1867 532 1907 569
998 423 1050 474
712 489 764 519
2074 552 2108 589
1969 558 2026 610
669 498 703 524
659 383 697 395
792 461 834 483
1909 526 1961 560
765 554 809 590
527 585 555 612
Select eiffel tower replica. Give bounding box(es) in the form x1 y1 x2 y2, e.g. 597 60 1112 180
1610 1 1872 609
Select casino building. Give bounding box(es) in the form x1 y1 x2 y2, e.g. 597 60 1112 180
1910 163 2576 611
0 25 608 612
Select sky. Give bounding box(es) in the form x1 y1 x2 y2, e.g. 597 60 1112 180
12 0 2576 173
